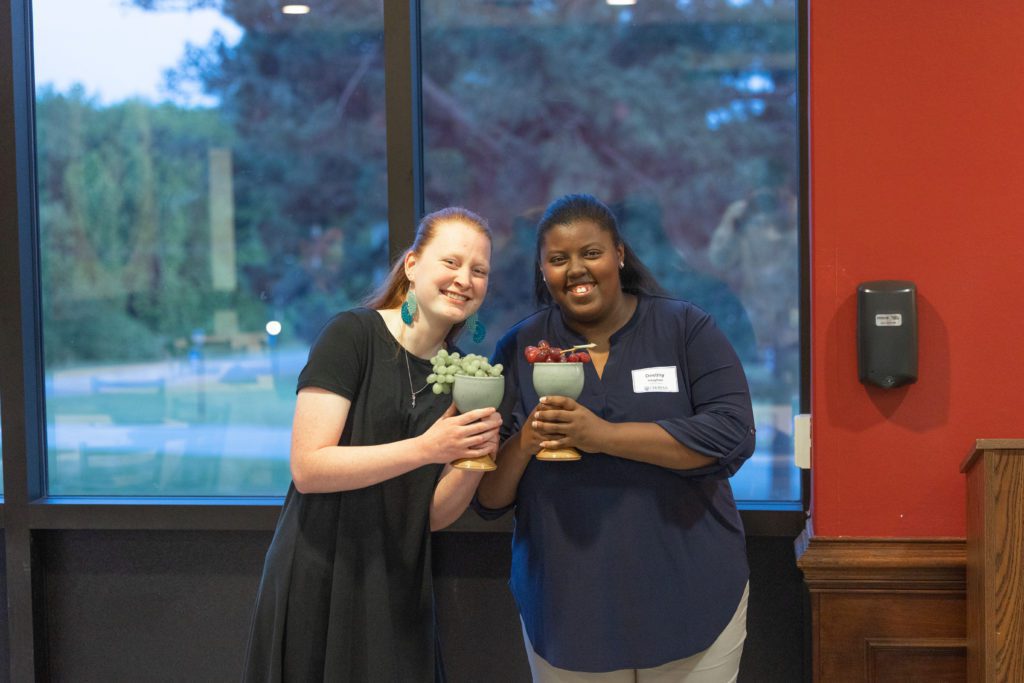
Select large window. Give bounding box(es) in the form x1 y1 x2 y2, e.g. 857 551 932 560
422 0 801 504
33 1 389 496
24 0 801 503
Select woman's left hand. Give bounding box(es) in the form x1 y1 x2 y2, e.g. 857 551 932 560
532 396 606 453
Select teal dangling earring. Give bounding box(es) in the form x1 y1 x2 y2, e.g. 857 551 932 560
401 289 417 326
466 312 486 344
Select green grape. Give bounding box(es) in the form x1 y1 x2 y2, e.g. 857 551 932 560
426 349 503 395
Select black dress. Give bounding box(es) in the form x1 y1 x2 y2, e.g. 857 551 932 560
242 308 450 682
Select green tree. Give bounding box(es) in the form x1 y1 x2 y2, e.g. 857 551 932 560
112 0 795 355
37 86 233 365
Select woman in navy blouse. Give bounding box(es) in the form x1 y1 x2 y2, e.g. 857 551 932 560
477 194 756 682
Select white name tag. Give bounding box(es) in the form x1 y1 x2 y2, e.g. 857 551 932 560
631 366 679 393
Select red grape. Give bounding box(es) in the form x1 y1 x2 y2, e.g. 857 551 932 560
524 345 541 363
527 340 593 363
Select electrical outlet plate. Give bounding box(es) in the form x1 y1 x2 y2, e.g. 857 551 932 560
794 414 811 469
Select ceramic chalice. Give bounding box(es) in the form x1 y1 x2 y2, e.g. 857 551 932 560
451 374 504 471
532 362 585 461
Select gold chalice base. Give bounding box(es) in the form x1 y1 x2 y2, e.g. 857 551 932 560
453 455 497 471
536 447 581 461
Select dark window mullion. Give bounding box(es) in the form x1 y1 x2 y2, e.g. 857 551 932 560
2 0 49 678
384 0 424 260
24 500 281 531
798 0 811 513
1 0 46 506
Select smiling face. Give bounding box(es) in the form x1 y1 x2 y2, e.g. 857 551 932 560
405 219 491 328
539 219 625 325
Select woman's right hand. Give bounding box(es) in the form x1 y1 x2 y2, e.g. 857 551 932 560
519 400 559 456
420 404 503 465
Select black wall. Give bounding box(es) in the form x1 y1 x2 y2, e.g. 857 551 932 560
435 533 808 682
0 528 806 682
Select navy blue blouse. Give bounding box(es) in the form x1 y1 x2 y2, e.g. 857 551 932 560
478 294 756 672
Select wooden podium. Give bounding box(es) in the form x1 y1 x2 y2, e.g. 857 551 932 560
960 439 1024 682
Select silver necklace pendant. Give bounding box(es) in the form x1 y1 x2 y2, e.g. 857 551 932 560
404 349 429 408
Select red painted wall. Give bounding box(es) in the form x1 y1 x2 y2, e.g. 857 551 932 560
810 1 1024 537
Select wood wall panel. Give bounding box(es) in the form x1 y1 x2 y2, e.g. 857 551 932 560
798 536 966 682
866 639 968 683
960 440 1024 682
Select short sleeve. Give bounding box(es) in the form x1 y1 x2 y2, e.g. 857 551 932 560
296 310 368 400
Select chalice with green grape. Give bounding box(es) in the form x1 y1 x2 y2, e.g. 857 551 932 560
427 349 504 471
524 340 594 462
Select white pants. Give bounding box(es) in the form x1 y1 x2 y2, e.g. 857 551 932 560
521 583 749 683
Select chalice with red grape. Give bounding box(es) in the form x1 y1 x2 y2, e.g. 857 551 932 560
524 340 593 461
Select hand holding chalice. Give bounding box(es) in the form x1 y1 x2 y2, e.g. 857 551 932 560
524 341 593 462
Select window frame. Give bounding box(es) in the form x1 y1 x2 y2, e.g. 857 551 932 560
0 1 809 676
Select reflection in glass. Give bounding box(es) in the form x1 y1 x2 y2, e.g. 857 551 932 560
35 1 388 496
423 0 800 503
